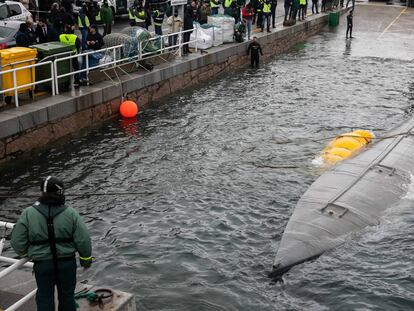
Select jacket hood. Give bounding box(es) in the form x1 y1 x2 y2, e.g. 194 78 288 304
34 201 67 218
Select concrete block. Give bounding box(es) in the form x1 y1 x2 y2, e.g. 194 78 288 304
121 74 143 93
0 112 20 139
75 87 103 111
101 81 123 102
15 104 49 132
45 95 77 121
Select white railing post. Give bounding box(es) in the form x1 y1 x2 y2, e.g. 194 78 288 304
85 53 89 84
6 288 37 311
0 256 33 269
178 29 183 57
0 258 30 279
51 62 56 96
0 221 15 229
54 59 59 95
195 28 198 53
12 70 18 107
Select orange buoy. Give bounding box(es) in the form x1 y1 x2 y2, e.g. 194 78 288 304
120 100 138 118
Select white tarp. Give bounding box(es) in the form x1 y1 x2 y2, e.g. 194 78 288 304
207 15 235 43
189 23 213 50
202 25 223 46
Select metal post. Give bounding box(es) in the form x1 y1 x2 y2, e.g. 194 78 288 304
85 53 89 85
178 28 183 57
6 289 37 311
51 62 56 96
195 28 198 53
54 59 60 95
0 221 15 229
0 256 33 269
12 70 18 107
0 258 30 279
138 41 142 60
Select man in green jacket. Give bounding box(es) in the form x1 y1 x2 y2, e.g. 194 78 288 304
100 0 114 36
11 176 92 311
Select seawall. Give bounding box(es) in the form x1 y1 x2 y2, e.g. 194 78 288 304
0 12 336 164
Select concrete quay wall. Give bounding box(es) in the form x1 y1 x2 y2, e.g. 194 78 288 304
0 13 330 164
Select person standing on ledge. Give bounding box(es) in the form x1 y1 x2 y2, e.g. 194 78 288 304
247 36 264 68
11 176 92 311
346 10 353 38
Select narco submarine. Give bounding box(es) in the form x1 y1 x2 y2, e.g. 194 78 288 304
272 117 414 276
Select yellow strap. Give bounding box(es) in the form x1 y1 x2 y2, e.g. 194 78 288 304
80 256 92 261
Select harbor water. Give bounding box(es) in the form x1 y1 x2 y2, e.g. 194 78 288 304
1 8 414 311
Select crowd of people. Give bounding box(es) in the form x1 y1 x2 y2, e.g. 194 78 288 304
15 0 113 49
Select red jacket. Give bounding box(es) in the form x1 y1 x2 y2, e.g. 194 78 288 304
242 6 254 20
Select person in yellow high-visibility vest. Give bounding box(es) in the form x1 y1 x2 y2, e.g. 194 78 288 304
210 0 220 15
299 0 307 20
77 3 90 50
262 0 271 32
59 25 81 87
135 5 147 28
223 0 234 15
128 4 136 26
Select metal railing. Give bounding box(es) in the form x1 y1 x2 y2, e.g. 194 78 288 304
0 61 55 107
54 28 199 94
0 28 201 106
0 221 37 311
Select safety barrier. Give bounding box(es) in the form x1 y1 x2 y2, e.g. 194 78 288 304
0 28 200 105
0 61 55 107
0 221 37 311
54 28 199 94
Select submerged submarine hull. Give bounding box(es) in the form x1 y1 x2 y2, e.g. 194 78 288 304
272 118 414 276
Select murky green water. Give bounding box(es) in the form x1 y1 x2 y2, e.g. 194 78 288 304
2 10 414 311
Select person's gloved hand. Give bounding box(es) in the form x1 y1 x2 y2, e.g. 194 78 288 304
80 256 92 269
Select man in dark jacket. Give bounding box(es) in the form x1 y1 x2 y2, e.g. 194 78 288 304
36 17 56 43
15 23 31 47
346 10 353 38
247 36 263 68
86 25 103 50
11 176 92 311
183 6 193 55
270 0 277 28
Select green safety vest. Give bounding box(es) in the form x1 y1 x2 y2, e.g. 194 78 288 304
263 3 271 13
136 10 146 23
299 0 306 4
210 0 220 8
59 34 78 53
224 0 233 8
96 12 101 22
77 15 90 28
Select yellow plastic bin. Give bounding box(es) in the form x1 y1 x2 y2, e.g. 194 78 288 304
0 47 37 99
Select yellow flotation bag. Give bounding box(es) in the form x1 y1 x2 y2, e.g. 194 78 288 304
320 129 375 164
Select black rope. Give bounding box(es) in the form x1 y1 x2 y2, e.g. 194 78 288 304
0 191 153 199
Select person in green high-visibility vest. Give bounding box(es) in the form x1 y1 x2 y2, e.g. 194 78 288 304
210 0 220 15
11 176 92 311
262 0 271 32
59 25 82 87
